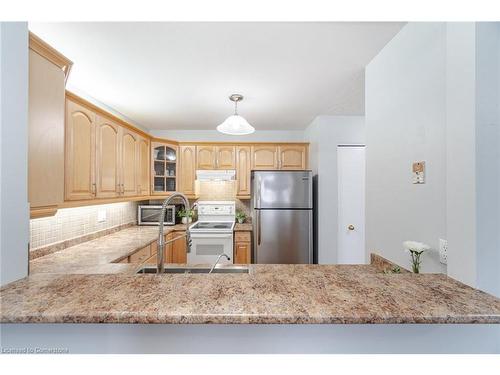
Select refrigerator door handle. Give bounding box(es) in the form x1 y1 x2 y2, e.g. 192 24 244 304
257 210 261 245
256 176 261 208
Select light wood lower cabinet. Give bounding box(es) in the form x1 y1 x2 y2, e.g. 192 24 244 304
169 231 187 264
125 232 187 265
234 231 252 264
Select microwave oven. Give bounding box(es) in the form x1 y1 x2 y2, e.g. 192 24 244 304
137 205 177 226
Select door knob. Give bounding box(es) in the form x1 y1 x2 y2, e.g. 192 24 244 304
348 224 355 231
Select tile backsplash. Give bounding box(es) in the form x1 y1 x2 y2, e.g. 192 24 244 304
30 201 138 250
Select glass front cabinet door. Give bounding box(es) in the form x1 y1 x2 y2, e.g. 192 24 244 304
151 142 178 194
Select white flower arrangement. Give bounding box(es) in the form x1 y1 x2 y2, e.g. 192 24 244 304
403 241 430 273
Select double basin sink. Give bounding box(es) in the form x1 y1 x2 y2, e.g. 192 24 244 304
137 266 249 274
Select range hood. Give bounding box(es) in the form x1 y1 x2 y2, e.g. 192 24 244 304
196 170 236 181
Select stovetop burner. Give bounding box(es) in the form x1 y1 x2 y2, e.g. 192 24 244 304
190 221 235 231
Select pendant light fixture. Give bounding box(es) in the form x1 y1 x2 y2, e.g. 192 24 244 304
216 94 255 135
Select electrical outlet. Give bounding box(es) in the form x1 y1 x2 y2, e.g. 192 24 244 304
439 238 448 265
97 209 107 223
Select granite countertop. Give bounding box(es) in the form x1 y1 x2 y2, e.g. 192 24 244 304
29 225 187 275
2 264 500 324
4 226 499 325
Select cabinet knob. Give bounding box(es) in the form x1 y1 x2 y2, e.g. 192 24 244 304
348 224 355 231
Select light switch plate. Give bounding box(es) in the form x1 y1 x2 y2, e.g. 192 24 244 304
439 238 448 265
412 161 425 184
97 209 107 223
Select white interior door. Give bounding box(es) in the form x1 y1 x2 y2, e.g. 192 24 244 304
337 146 366 264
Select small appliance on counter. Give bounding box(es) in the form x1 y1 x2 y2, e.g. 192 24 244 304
137 204 183 226
188 201 235 265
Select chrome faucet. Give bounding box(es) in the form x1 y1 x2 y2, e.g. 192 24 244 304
157 192 191 274
209 254 231 274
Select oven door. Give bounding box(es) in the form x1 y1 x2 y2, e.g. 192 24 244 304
188 232 233 265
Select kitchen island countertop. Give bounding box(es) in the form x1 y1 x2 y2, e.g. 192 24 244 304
2 263 500 324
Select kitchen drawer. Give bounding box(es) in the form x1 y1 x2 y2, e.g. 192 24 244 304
129 245 151 263
235 231 251 242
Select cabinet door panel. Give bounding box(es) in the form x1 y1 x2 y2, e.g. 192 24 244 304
121 129 138 196
179 145 196 195
234 241 251 264
65 100 96 200
279 145 307 170
171 231 187 264
216 146 235 169
251 146 278 170
196 146 216 169
236 146 251 196
96 118 120 198
29 50 65 208
138 137 150 196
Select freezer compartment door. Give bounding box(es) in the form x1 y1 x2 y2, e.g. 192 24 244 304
254 209 312 264
252 171 312 209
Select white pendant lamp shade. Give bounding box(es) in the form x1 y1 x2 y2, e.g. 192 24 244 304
217 114 255 135
217 94 255 135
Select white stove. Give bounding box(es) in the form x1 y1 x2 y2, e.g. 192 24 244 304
188 201 235 265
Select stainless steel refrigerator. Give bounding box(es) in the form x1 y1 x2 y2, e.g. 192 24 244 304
251 170 313 264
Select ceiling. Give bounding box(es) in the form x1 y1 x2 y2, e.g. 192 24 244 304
29 22 404 131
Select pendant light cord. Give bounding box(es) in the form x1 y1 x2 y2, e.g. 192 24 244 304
234 99 238 116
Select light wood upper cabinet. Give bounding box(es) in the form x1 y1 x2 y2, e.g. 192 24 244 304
137 136 150 196
29 49 65 211
216 146 236 169
121 128 138 197
236 146 251 197
278 145 308 170
178 145 196 196
196 146 216 169
96 117 120 198
151 141 178 194
196 145 235 169
251 145 278 170
65 100 96 200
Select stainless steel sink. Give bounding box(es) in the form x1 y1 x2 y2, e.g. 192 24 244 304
136 266 249 274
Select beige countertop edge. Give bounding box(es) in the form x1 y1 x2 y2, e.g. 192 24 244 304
2 315 499 325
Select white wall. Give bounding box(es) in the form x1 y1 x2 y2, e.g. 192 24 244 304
0 22 29 286
365 23 447 273
445 23 500 295
474 23 500 296
305 116 365 264
366 22 500 294
445 23 477 286
150 129 306 143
